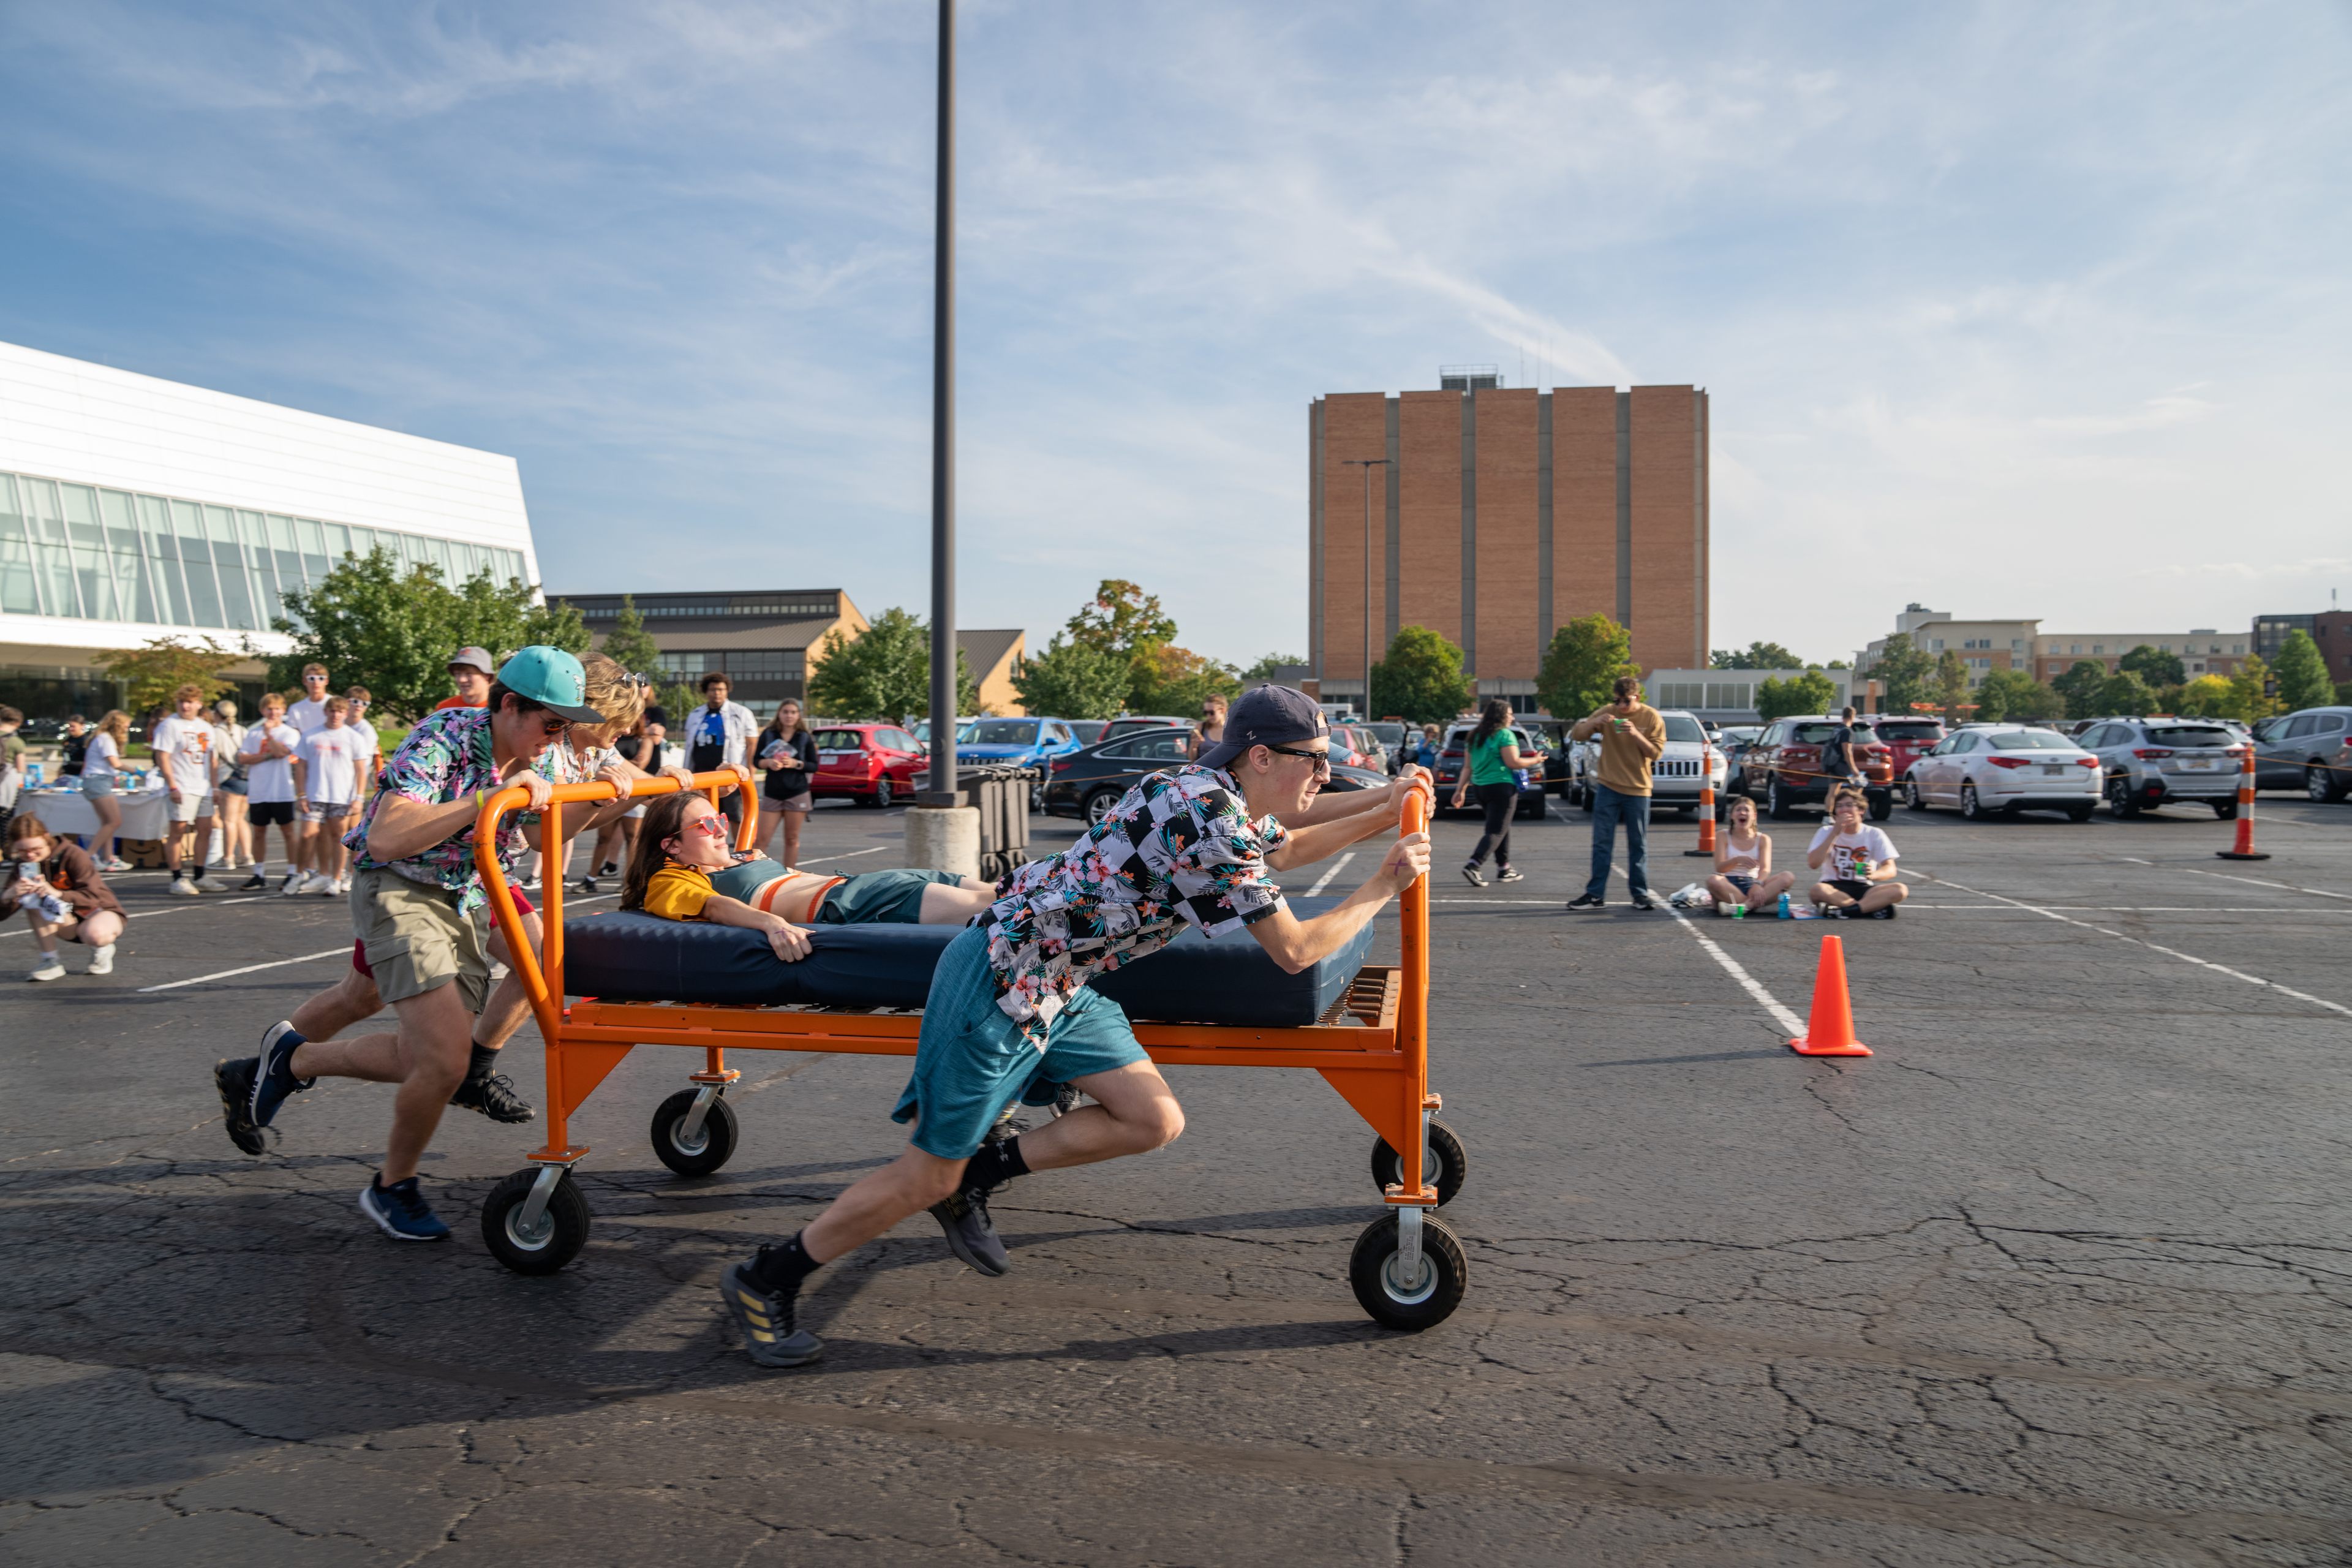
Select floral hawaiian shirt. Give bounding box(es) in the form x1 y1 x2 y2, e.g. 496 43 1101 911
982 764 1288 1042
344 706 559 913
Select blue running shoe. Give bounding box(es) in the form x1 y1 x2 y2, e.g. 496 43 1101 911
359 1175 451 1242
250 1021 313 1129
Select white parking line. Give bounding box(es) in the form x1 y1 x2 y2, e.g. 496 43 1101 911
1609 865 1807 1035
0 893 276 939
2183 867 2351 902
1305 853 1356 897
790 846 889 869
1926 874 2352 1019
138 948 353 992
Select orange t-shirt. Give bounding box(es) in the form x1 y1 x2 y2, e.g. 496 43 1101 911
434 695 484 710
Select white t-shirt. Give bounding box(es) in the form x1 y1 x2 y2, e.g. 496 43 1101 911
348 718 378 760
296 726 369 805
85 733 120 781
1808 824 1899 884
287 697 329 737
152 715 217 796
245 722 301 803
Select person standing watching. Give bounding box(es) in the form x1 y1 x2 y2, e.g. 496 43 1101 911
687 672 757 831
434 647 496 712
1187 693 1229 762
755 698 820 869
211 699 252 875
214 647 605 1242
239 693 304 891
294 696 369 894
1449 699 1544 886
1566 675 1665 911
0 706 23 839
1825 705 1864 790
153 685 222 897
345 688 380 778
59 715 90 781
81 711 130 870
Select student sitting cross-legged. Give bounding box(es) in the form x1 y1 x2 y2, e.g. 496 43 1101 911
1706 794 1796 916
1806 788 1908 920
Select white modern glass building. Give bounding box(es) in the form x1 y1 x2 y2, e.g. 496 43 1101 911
1 339 540 716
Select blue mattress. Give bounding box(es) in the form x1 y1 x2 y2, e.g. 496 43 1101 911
560 897 1378 1027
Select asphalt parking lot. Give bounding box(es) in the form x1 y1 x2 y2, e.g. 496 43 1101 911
4 791 2350 1566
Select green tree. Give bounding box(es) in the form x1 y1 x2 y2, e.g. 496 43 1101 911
2119 644 2185 688
2228 654 2282 723
1066 579 1177 662
271 548 587 722
1709 640 1804 671
1370 625 1475 726
99 636 243 720
1753 670 1835 722
2272 629 2334 711
1932 649 1971 723
1011 634 1129 720
655 682 701 725
1240 652 1306 684
1870 633 1936 716
804 608 976 722
2052 659 2108 719
1536 614 1637 720
1129 644 1240 715
1972 669 2064 723
2176 674 2236 718
596 594 665 679
2096 669 2159 715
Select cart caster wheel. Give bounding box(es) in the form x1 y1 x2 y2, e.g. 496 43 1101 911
650 1089 739 1178
481 1167 590 1275
1349 1211 1467 1331
1369 1118 1466 1207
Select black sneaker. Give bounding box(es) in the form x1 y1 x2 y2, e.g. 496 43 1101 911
1460 863 1487 888
1870 905 1898 920
450 1071 536 1123
718 1260 824 1368
578 875 599 896
929 1185 1010 1276
239 872 268 891
1496 867 1525 884
213 1058 266 1155
598 860 620 877
1629 894 1657 911
1566 893 1605 910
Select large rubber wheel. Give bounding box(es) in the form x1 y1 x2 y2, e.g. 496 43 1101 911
1349 1211 1468 1332
1369 1119 1468 1208
2309 766 2344 804
650 1089 739 1178
1084 789 1123 829
1868 791 1893 822
873 777 894 810
481 1167 590 1276
1960 783 1985 821
2067 804 2093 823
2212 800 2237 820
1904 776 1926 811
2106 778 2141 818
1766 777 1793 820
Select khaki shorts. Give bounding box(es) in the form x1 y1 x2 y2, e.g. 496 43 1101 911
169 791 216 825
350 867 490 1012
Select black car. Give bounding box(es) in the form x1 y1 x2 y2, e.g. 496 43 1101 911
1041 728 1197 826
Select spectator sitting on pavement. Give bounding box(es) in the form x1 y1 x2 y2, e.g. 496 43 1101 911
1566 676 1666 911
1449 699 1544 886
1806 788 1907 920
1706 794 1795 916
7 813 124 981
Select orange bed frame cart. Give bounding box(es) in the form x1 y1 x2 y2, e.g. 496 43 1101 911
472 769 1468 1330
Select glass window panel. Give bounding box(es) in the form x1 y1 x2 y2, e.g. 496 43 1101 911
296 519 330 586
137 495 193 624
267 514 306 595
170 500 224 625
61 483 122 622
347 527 375 560
449 540 480 580
203 505 256 630
235 511 279 627
505 549 526 584
418 535 451 579
0 475 40 615
100 491 157 624
323 521 351 561
22 477 83 617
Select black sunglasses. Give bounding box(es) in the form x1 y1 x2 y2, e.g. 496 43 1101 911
1264 743 1332 774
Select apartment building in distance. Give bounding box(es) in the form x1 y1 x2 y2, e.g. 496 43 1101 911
2254 609 2352 681
1856 605 2248 685
1309 372 1708 710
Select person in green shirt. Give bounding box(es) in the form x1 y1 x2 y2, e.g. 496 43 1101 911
1449 699 1545 886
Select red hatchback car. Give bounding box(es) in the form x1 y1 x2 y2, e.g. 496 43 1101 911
810 722 926 809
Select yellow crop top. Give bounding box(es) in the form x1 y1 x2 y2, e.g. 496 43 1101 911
641 864 715 921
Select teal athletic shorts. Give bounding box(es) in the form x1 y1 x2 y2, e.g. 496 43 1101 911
891 924 1148 1159
704 858 957 925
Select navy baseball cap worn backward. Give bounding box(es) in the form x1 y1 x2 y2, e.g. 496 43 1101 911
1197 684 1328 772
497 646 607 725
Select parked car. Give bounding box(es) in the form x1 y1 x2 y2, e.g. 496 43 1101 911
954 715 1083 771
1327 724 1382 772
1041 727 1197 827
810 722 927 808
1716 726 1765 796
1101 715 1191 744
1064 718 1110 746
1564 713 1725 813
1869 717 1947 783
1743 716 1894 820
908 716 978 745
1361 722 1409 772
2251 706 2352 800
2078 717 2247 817
1903 725 2099 820
1432 722 1549 820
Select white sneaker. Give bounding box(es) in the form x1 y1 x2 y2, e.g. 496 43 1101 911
30 954 66 982
334 877 352 895
168 875 202 897
302 873 334 895
87 944 116 976
281 872 304 897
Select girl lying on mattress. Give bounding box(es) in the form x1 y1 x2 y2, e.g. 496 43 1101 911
620 793 998 961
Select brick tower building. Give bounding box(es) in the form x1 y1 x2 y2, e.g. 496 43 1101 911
1308 375 1709 712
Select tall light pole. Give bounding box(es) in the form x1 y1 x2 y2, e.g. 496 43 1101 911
922 0 959 806
1345 458 1390 718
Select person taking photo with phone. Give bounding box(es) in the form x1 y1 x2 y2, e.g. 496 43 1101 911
1566 676 1665 911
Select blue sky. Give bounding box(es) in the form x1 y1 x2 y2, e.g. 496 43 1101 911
3 1 2346 669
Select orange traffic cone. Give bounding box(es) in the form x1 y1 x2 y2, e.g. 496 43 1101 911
2216 743 2269 861
1684 745 1719 857
1787 934 1873 1057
